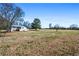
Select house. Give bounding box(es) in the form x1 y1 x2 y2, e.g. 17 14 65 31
11 20 28 32
11 25 28 32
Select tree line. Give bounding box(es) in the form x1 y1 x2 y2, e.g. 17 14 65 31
49 23 79 31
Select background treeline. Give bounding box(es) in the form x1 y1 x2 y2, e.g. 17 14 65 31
49 23 79 30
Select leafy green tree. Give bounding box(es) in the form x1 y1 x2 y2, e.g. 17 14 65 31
31 18 41 30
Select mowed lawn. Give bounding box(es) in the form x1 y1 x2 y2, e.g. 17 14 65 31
0 29 79 56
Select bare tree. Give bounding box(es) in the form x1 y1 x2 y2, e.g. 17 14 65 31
49 23 52 29
0 3 24 31
23 21 31 29
54 24 60 31
70 24 78 30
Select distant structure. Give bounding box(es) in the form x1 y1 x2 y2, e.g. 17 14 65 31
11 21 28 32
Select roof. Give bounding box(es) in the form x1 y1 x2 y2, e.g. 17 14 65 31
12 25 27 28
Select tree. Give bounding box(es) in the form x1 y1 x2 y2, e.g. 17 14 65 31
31 18 41 30
54 24 60 31
23 21 31 29
0 19 10 30
49 23 52 29
0 3 24 31
70 24 78 30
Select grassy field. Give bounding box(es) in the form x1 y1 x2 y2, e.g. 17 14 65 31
0 29 79 56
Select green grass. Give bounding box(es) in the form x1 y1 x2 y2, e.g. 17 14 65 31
0 29 79 56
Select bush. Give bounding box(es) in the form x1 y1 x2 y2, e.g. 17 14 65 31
0 30 6 37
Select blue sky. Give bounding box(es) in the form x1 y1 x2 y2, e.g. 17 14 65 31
16 3 79 28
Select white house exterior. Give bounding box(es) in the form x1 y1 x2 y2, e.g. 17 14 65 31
11 20 28 32
11 25 28 32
